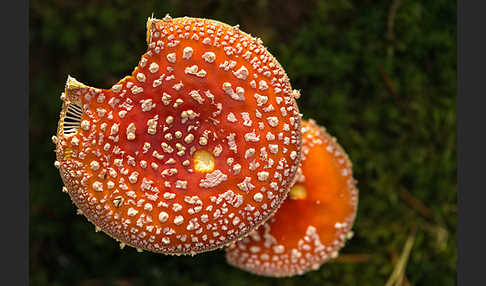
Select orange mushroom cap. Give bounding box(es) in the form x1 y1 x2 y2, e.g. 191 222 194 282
53 15 302 255
225 119 358 276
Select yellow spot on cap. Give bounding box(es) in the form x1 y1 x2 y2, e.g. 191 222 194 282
193 150 215 173
289 184 307 200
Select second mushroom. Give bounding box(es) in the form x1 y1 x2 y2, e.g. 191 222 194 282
225 120 358 277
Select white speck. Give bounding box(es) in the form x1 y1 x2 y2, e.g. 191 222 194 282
112 84 122 93
147 115 158 135
126 123 136 140
233 66 249 80
293 89 301 99
149 62 159 73
184 134 194 144
199 136 208 146
222 82 245 101
131 86 143 94
257 171 269 182
245 148 255 159
253 192 264 202
200 170 228 188
189 90 204 104
162 237 170 245
176 180 188 189
202 37 211 45
254 93 268 106
167 52 176 63
290 151 298 160
202 52 216 63
213 145 223 157
118 110 127 118
244 131 260 142
80 120 90 131
266 132 275 141
71 137 79 146
158 211 169 223
236 86 245 98
172 82 183 91
136 72 146 82
233 164 241 175
127 208 138 217
96 108 107 117
267 116 279 127
143 203 153 212
141 98 155 112
174 215 184 225
128 172 139 184
269 144 279 154
90 161 100 171
182 46 193 59
172 204 182 212
241 112 252 126
140 57 147 67
226 112 237 123
163 192 176 199
258 80 268 91
273 245 285 254
237 177 254 193
92 181 103 192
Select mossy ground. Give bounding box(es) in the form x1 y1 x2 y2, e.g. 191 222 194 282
30 0 456 285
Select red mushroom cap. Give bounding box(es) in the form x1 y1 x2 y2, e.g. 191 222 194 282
225 119 358 276
53 15 302 255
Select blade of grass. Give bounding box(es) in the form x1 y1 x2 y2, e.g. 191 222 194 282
385 230 416 286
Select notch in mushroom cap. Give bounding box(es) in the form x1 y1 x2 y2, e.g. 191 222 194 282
225 119 358 277
53 15 302 255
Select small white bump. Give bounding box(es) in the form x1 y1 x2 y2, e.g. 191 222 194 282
182 46 193 59
202 52 216 63
126 123 136 140
149 62 159 73
90 161 100 171
136 72 146 82
127 208 138 217
174 215 184 225
92 181 103 192
253 193 264 202
167 53 176 63
80 120 90 131
233 66 249 80
158 211 169 223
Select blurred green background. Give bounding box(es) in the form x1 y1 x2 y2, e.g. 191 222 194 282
29 0 456 285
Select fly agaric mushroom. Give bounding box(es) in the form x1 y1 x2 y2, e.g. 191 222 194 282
53 15 302 255
225 119 358 276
